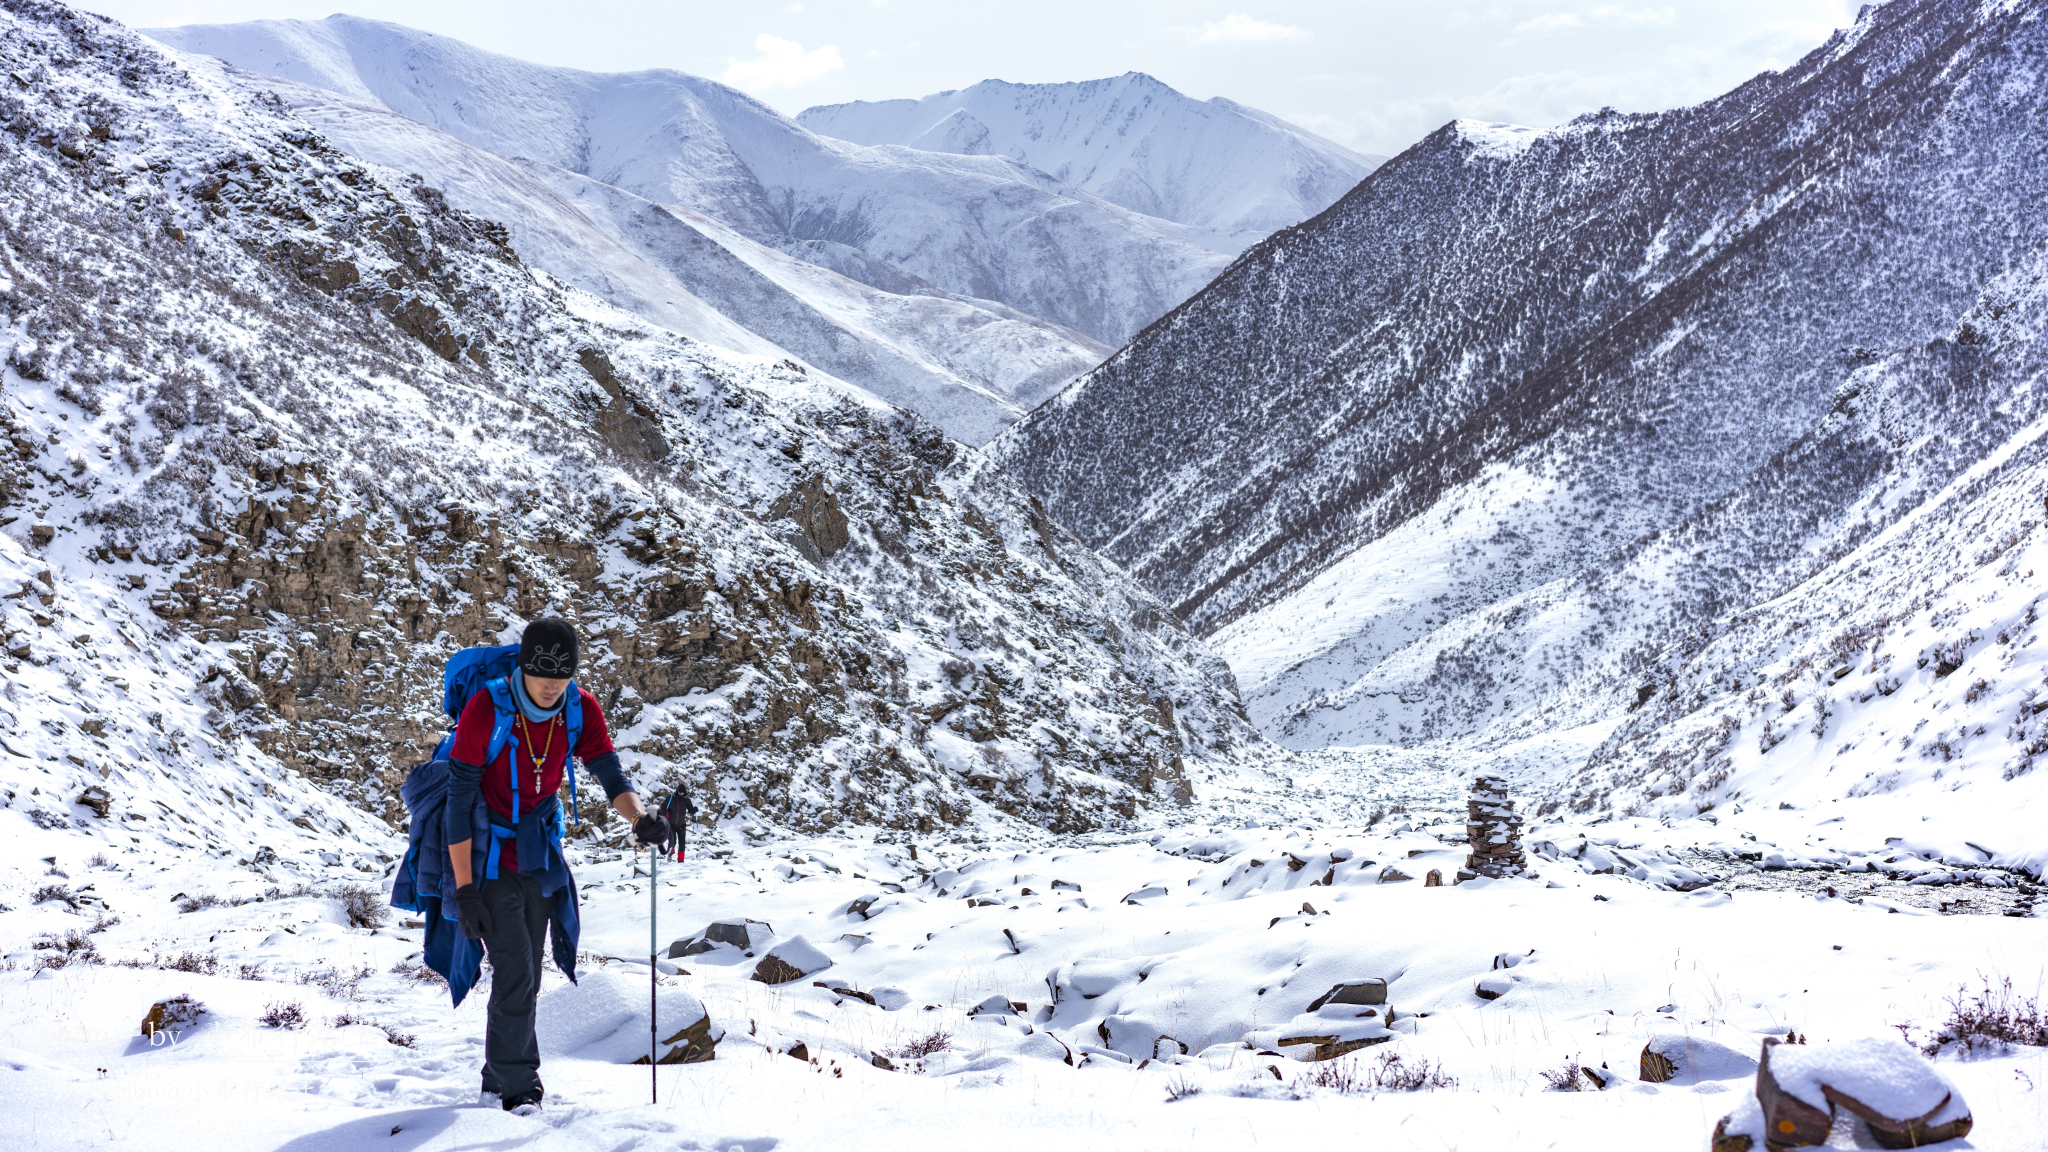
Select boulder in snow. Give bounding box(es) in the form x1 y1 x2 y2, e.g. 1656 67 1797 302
967 993 1014 1017
1474 974 1514 1000
75 786 111 818
537 969 721 1064
751 936 832 984
140 994 204 1038
671 917 774 957
1639 1033 1758 1085
1306 979 1388 1011
1276 1023 1392 1062
1717 1036 1973 1151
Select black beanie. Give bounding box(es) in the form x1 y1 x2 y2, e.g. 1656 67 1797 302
518 618 579 678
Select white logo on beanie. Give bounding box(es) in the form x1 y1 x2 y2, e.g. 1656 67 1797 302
523 643 575 676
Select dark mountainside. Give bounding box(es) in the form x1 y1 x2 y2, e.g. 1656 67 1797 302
990 0 2048 641
0 0 1280 851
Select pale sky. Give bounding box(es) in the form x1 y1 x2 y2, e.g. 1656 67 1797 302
82 0 1862 157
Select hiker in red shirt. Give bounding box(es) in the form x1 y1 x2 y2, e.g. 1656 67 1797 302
443 618 673 1113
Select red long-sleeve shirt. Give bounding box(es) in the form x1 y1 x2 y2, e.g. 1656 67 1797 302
449 686 614 871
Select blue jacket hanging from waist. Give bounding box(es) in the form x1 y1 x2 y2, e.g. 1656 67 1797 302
390 758 581 1007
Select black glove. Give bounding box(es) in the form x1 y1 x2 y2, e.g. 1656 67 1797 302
633 813 674 852
455 883 491 941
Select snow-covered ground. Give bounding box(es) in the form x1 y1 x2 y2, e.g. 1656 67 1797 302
7 755 2046 1151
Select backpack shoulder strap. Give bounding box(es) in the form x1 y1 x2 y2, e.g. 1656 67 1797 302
482 677 518 765
563 684 583 826
564 683 583 751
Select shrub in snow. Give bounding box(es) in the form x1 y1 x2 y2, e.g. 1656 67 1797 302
388 958 446 987
1540 1057 1588 1092
886 1030 952 1072
331 1013 417 1048
30 884 74 908
32 928 99 968
259 1002 307 1030
331 884 388 929
1918 977 2048 1055
1306 1050 1457 1094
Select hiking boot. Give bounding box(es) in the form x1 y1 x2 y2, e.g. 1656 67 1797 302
502 1087 543 1114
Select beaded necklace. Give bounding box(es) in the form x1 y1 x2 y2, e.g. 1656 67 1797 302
515 709 557 793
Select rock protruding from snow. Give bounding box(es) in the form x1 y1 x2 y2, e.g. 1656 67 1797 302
967 993 1014 1017
140 995 205 1038
1639 1033 1758 1085
1461 775 1526 880
1305 979 1387 1011
537 970 720 1065
1725 1035 1972 1151
752 937 832 985
672 919 775 957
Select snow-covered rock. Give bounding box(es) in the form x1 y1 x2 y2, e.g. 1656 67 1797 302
752 936 831 984
800 72 1381 242
537 969 722 1065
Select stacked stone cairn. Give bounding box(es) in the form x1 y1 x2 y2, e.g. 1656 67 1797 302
1459 773 1528 880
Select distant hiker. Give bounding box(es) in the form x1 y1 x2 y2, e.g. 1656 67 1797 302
390 618 675 1115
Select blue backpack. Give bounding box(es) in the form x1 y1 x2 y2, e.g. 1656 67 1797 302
433 642 586 832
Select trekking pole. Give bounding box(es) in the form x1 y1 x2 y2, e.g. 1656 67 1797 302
649 837 658 1105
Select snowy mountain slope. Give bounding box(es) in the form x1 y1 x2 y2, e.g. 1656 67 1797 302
993 0 2048 646
225 73 1101 445
0 0 1281 856
143 15 1235 349
1231 236 2048 848
800 72 1383 242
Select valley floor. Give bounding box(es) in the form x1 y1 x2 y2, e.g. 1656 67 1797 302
4 746 2044 1151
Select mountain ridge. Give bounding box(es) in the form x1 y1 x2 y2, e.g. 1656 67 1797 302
144 15 1238 352
989 0 2048 823
799 71 1381 241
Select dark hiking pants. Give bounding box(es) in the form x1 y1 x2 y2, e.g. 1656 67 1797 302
479 870 551 1099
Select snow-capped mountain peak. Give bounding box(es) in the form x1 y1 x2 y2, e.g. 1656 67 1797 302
799 72 1383 238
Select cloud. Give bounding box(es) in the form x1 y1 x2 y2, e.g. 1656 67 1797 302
1516 13 1583 32
1194 12 1306 44
721 34 844 91
1518 5 1677 33
1592 4 1678 24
